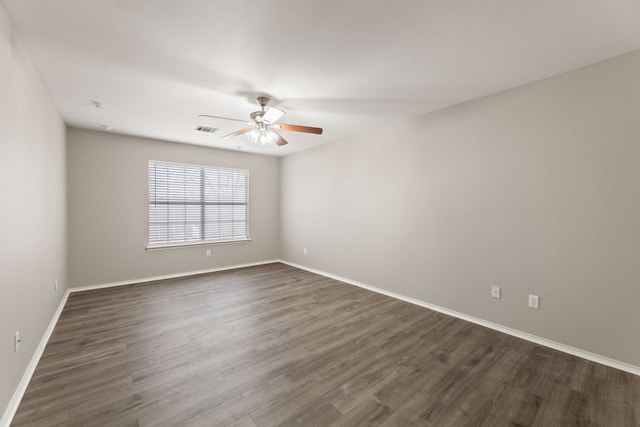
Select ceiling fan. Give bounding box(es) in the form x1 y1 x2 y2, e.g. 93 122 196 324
199 96 322 146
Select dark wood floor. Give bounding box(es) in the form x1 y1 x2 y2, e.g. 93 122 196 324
12 263 639 426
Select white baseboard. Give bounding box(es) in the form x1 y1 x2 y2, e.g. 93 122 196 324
0 259 279 427
69 259 280 292
1 289 71 427
278 259 640 377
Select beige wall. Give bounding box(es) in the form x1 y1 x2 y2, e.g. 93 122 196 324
0 6 67 420
281 50 640 367
67 128 280 287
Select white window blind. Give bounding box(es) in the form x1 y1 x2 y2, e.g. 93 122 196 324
148 161 248 246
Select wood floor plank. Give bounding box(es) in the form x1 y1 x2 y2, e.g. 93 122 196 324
11 263 640 426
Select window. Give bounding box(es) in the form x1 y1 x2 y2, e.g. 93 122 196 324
148 161 249 247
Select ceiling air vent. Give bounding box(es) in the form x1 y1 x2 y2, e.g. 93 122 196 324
195 126 217 133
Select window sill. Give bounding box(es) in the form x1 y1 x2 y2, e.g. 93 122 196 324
146 238 252 251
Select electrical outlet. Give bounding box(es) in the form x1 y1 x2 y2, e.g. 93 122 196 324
528 294 539 309
14 331 21 352
303 248 307 255
491 286 501 299
206 249 211 257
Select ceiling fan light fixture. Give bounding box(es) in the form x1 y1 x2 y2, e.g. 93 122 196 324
246 128 278 146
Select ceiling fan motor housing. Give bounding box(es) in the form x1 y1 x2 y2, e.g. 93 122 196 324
250 111 265 122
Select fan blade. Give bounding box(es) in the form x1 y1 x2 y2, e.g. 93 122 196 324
220 127 252 139
198 114 249 124
262 107 285 124
275 132 288 146
274 123 323 134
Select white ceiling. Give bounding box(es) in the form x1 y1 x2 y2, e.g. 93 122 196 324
3 1 640 156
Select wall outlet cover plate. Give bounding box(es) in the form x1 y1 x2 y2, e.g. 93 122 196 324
528 294 540 309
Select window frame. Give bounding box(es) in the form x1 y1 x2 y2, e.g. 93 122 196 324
146 160 251 250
